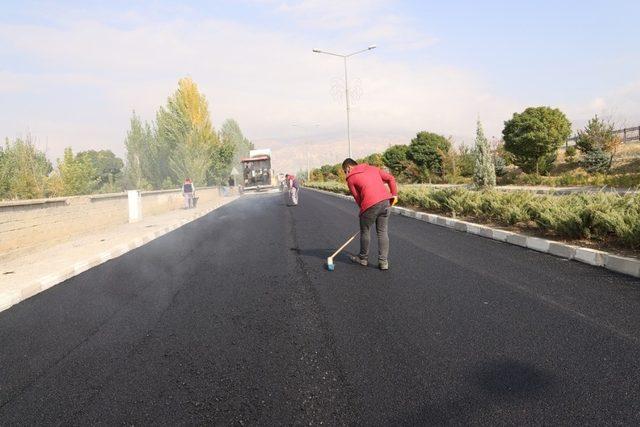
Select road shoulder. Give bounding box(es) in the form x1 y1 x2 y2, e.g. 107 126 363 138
0 195 241 313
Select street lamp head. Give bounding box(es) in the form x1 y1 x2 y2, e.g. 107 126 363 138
312 49 321 53
368 45 377 50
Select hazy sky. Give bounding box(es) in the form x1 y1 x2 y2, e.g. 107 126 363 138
1 0 639 172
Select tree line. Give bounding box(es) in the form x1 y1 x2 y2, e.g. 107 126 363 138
0 77 251 200
311 106 624 186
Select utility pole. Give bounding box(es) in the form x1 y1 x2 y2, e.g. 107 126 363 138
313 45 376 158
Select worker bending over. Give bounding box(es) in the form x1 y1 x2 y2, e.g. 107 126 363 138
342 158 398 271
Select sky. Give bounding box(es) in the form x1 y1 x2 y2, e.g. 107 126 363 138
1 0 639 173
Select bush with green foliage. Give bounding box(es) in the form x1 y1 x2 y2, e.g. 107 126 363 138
575 115 620 154
493 155 507 177
76 150 124 191
583 148 612 174
456 146 476 177
382 144 409 175
0 136 53 200
217 118 253 185
407 131 451 178
357 153 384 168
564 145 577 163
497 168 640 188
503 106 572 174
575 115 620 173
55 147 98 196
306 181 640 249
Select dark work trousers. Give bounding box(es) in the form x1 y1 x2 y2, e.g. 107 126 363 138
359 199 391 262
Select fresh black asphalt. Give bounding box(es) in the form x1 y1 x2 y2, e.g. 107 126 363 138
1 189 640 425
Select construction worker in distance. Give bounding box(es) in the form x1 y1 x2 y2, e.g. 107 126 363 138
182 178 195 209
286 173 299 206
342 158 398 271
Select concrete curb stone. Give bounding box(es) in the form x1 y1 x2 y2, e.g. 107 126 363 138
574 248 606 266
453 221 468 232
526 237 551 253
506 233 528 248
548 242 577 259
307 187 640 279
491 229 513 242
605 254 640 277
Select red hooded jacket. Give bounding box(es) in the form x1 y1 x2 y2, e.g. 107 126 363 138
346 164 398 215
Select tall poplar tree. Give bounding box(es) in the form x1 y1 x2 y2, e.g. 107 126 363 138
156 77 219 186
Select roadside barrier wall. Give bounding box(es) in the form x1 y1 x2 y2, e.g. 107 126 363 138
0 186 236 260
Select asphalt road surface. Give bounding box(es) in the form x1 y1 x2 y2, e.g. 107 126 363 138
2 189 640 425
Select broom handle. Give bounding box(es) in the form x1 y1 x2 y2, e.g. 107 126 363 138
329 232 359 260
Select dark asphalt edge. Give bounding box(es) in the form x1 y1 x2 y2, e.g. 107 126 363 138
0 198 243 314
305 188 640 280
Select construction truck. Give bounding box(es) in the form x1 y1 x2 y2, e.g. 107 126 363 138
240 149 275 191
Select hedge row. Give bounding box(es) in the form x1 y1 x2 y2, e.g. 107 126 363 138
500 170 640 188
305 181 640 249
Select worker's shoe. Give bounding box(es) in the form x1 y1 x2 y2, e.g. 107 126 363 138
379 260 389 271
349 254 368 267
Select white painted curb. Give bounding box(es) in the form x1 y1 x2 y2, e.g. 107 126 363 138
308 187 640 279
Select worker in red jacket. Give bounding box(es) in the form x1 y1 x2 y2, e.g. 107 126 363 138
342 158 398 270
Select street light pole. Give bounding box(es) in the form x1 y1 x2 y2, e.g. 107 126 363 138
313 45 376 159
343 56 351 157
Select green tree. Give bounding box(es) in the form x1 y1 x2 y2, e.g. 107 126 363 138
131 113 167 189
456 146 475 177
358 153 384 168
583 148 611 173
124 112 161 189
440 141 458 180
314 163 341 181
76 149 124 191
169 129 216 186
382 145 409 175
407 131 451 178
156 77 221 186
575 115 620 172
55 147 97 196
0 136 52 200
503 106 571 174
473 120 496 187
209 135 235 184
218 119 253 184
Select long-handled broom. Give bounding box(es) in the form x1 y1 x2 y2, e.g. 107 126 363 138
326 232 359 271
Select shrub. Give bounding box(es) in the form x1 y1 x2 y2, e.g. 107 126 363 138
307 181 640 249
575 115 620 155
493 155 507 177
583 148 612 174
565 145 577 163
407 131 451 177
503 106 572 174
382 145 409 176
